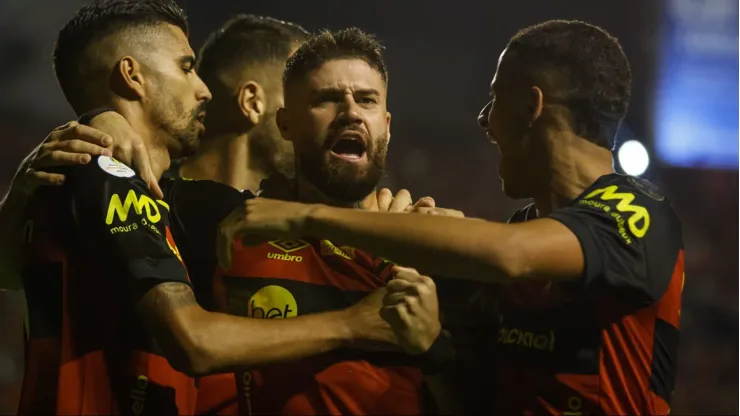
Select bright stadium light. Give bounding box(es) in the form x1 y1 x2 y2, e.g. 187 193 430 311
617 140 650 176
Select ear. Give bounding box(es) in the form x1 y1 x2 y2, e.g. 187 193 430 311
385 111 392 144
529 86 544 125
276 107 293 142
237 81 265 126
115 56 146 100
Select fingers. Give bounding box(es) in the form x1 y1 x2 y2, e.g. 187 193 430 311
412 196 436 209
388 189 412 213
376 188 393 212
55 122 113 148
24 170 66 189
130 143 163 199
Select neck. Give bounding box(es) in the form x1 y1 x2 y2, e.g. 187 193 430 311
533 131 615 216
115 104 170 180
294 174 377 209
180 132 268 191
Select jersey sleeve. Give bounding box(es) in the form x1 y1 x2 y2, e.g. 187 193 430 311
165 179 249 308
548 176 683 308
67 156 189 289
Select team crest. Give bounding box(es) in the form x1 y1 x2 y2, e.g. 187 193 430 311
320 240 355 260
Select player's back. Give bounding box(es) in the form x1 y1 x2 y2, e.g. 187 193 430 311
493 174 684 415
19 156 197 415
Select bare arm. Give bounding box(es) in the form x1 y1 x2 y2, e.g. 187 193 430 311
136 282 392 376
304 205 584 284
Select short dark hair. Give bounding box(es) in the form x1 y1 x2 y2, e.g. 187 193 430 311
197 14 309 90
508 20 632 148
53 0 189 114
283 28 388 87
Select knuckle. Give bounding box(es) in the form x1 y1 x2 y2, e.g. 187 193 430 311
420 275 436 289
377 188 392 196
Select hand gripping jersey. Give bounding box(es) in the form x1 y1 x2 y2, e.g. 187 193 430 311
219 239 424 415
19 156 196 415
163 178 430 415
492 174 684 415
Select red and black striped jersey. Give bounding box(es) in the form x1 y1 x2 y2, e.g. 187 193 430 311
164 178 431 415
20 156 196 415
492 174 684 415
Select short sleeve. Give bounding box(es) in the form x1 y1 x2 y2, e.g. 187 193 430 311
548 175 683 307
165 179 249 308
67 156 190 288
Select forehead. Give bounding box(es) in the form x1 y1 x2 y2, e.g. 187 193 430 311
306 59 385 92
491 48 523 90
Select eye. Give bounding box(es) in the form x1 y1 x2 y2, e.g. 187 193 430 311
357 97 378 105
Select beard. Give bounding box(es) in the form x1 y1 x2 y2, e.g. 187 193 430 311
152 88 205 159
298 133 388 203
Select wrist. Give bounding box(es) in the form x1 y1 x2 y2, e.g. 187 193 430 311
302 203 331 236
327 309 357 346
409 324 442 355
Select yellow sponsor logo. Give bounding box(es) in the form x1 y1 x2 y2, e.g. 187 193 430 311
498 326 555 352
266 240 309 262
583 185 650 242
320 240 355 260
248 285 298 319
130 375 148 416
266 252 303 262
105 190 170 235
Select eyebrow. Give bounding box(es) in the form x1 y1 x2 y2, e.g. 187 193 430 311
312 87 381 96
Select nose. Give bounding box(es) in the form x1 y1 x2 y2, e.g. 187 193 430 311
194 73 212 103
477 101 491 129
338 95 364 125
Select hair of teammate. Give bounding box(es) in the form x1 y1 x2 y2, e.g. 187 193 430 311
53 0 188 115
507 20 632 149
197 14 309 90
283 28 388 88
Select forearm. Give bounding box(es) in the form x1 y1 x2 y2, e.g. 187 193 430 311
191 309 354 374
140 282 357 376
305 206 518 283
0 185 31 290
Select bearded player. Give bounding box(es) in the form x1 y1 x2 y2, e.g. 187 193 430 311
222 20 685 415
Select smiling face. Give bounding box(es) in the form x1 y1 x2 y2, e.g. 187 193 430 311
278 58 391 202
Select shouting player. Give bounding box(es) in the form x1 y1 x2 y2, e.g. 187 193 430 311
11 2 414 414
221 20 685 415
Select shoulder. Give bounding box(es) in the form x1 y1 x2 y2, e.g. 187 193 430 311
572 174 680 239
67 155 148 192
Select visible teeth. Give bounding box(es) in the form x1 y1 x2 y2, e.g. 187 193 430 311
342 154 360 160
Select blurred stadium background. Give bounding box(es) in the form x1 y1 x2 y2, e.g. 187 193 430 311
0 0 736 414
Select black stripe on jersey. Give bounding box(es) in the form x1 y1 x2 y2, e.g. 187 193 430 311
23 262 63 339
649 318 679 403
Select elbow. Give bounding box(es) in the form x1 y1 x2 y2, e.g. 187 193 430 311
157 311 218 377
